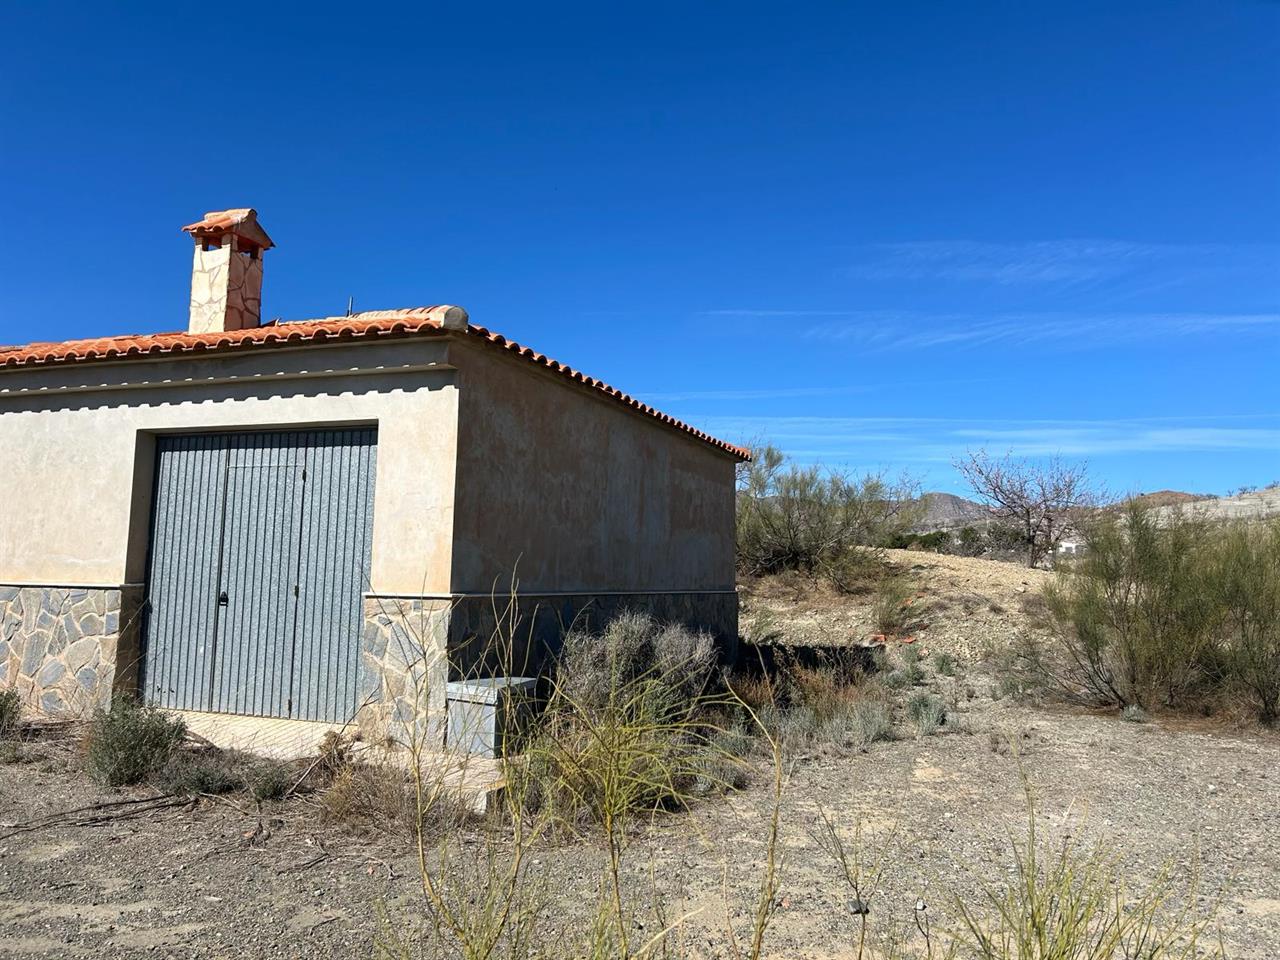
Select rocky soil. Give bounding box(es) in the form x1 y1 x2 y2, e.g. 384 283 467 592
2 686 1278 957
2 553 1278 958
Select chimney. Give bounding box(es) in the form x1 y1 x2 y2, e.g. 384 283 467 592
181 208 274 334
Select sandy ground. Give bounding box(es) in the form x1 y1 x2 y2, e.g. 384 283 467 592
2 688 1277 958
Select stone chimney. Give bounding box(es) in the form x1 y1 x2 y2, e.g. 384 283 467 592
181 208 274 334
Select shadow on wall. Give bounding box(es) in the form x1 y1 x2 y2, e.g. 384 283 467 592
445 590 741 689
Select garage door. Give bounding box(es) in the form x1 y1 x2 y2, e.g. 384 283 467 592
140 429 377 723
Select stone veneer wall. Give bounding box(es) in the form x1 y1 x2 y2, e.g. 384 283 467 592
358 596 452 749
0 585 141 715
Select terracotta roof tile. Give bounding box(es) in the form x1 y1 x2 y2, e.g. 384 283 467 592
182 208 274 250
0 309 749 460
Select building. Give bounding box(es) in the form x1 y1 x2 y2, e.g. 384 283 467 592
0 209 745 743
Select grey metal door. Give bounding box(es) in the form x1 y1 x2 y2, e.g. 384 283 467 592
141 428 377 722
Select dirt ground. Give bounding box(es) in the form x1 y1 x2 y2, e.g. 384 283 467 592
3 553 1278 958
741 549 1053 660
2 691 1277 958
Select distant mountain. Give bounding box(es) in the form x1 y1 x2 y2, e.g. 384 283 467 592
912 492 990 531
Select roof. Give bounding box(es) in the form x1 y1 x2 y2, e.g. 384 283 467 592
0 308 749 461
182 208 274 251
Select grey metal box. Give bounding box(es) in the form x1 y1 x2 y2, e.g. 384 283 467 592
445 677 537 758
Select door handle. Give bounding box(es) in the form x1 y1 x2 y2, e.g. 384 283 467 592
218 591 229 607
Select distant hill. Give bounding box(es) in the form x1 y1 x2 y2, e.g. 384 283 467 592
912 492 990 531
1123 490 1210 509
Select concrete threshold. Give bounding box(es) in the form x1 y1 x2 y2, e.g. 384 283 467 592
173 709 505 813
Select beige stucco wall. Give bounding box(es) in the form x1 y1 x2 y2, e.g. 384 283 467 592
449 339 738 595
0 340 459 596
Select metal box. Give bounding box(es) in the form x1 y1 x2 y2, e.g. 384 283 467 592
444 677 538 758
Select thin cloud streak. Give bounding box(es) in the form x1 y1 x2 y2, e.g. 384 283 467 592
803 311 1280 352
684 414 1280 464
840 239 1280 286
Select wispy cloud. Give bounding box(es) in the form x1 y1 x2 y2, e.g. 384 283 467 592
841 239 1278 287
683 413 1280 467
638 376 993 403
803 311 1280 351
699 309 856 319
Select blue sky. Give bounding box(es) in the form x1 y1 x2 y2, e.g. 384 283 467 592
1 2 1276 495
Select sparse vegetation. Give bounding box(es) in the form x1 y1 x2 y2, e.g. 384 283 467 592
737 444 919 590
874 576 919 636
907 691 946 736
1043 506 1280 721
157 749 242 796
0 687 20 740
84 696 187 787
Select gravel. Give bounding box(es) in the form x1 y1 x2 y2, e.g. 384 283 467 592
2 681 1278 958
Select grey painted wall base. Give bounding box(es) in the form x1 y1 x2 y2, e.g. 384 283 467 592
445 590 739 682
0 585 138 716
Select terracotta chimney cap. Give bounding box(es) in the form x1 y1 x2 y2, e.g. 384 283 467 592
182 208 274 251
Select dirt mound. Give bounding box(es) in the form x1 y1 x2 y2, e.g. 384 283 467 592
740 550 1053 661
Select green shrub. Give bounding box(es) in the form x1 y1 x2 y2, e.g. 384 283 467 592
933 652 957 677
0 688 20 740
1212 520 1280 723
736 444 919 590
907 692 946 736
85 697 186 787
883 670 909 690
902 663 925 686
1046 507 1280 721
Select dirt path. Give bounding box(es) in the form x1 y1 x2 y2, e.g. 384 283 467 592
2 691 1277 958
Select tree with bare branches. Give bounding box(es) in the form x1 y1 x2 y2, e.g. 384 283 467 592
954 450 1096 568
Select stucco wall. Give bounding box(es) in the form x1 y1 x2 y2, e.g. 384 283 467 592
450 339 739 596
0 340 459 596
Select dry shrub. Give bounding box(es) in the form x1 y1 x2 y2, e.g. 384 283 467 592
0 688 20 739
906 691 946 737
556 611 717 712
756 665 894 755
322 759 469 838
156 748 242 796
84 697 186 787
874 577 918 636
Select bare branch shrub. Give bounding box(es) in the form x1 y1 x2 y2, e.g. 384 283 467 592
955 449 1097 568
